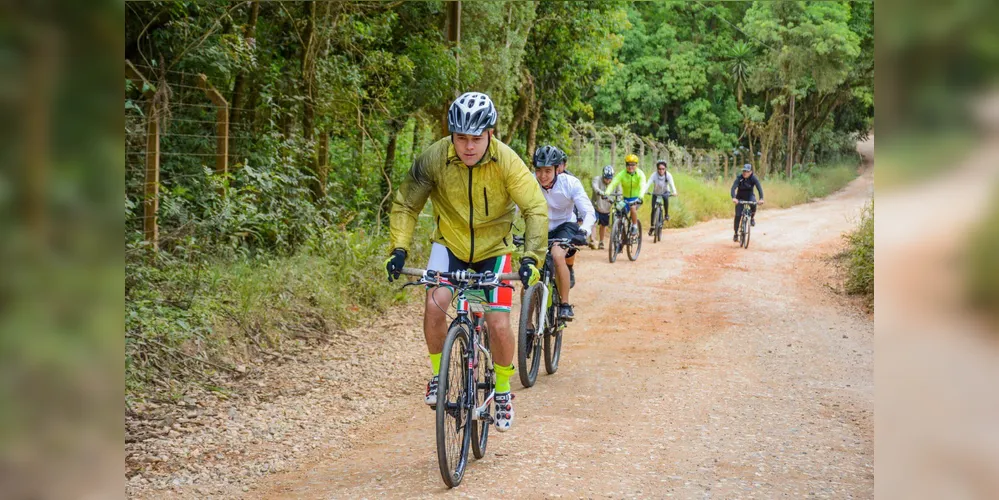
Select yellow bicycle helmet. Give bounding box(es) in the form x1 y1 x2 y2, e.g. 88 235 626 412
625 153 639 164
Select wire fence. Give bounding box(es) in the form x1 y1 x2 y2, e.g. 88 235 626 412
567 124 756 182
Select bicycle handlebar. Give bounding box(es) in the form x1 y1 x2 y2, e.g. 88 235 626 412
400 267 520 283
737 200 758 205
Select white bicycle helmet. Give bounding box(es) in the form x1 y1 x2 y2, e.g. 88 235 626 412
602 165 614 179
447 92 498 135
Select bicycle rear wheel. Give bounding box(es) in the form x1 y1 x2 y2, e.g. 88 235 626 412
437 322 473 488
517 283 544 388
471 321 492 459
544 282 563 375
627 221 643 261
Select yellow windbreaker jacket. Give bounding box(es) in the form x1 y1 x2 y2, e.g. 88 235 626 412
389 136 549 265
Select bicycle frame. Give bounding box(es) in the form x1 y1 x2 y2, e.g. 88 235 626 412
449 304 495 422
738 200 757 221
536 238 573 335
400 268 516 421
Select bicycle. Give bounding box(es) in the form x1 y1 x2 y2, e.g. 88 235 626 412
650 194 671 243
607 195 642 263
514 237 575 388
736 200 758 249
399 267 519 488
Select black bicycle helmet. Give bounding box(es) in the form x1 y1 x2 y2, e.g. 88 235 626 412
447 92 498 135
532 145 566 168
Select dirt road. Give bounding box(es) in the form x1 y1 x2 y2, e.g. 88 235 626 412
243 169 873 498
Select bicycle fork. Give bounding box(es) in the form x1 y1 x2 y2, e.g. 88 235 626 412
538 281 551 337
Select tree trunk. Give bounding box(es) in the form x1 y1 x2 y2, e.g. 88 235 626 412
786 90 795 178
525 102 542 160
439 1 462 137
301 1 317 143
380 119 404 222
229 2 259 132
244 73 261 135
609 132 617 166
313 128 329 200
593 131 600 171
505 71 533 143
410 116 422 165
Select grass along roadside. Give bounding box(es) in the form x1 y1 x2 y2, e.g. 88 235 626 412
968 189 999 322
844 198 874 310
125 219 433 404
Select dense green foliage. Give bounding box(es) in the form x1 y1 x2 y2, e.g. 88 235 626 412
968 195 999 321
125 1 872 400
845 199 874 308
592 2 872 174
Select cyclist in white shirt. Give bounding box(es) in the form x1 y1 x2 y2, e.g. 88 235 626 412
532 145 595 320
644 159 678 234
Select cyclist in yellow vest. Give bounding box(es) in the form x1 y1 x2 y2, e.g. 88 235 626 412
603 154 648 237
384 92 548 432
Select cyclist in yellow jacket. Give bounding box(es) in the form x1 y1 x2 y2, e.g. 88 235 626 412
384 92 548 432
604 154 649 238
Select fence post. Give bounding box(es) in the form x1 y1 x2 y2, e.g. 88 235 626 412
196 74 230 183
126 60 159 250
609 130 617 166
592 129 600 171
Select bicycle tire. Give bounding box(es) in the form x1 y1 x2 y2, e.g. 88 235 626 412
436 322 473 488
471 319 492 459
608 217 621 263
544 282 563 375
627 221 643 261
743 217 752 249
739 214 748 248
517 283 544 388
652 205 662 243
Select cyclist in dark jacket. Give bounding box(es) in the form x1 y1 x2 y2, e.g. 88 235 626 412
730 164 765 241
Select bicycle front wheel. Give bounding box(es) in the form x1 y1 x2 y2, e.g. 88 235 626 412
608 217 621 263
743 217 752 249
627 221 643 261
518 283 544 388
437 322 473 488
652 205 662 243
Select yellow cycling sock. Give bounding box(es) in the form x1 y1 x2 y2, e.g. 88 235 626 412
430 352 441 376
494 363 514 393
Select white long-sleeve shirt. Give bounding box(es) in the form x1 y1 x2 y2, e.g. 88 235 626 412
540 174 596 236
645 171 678 196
